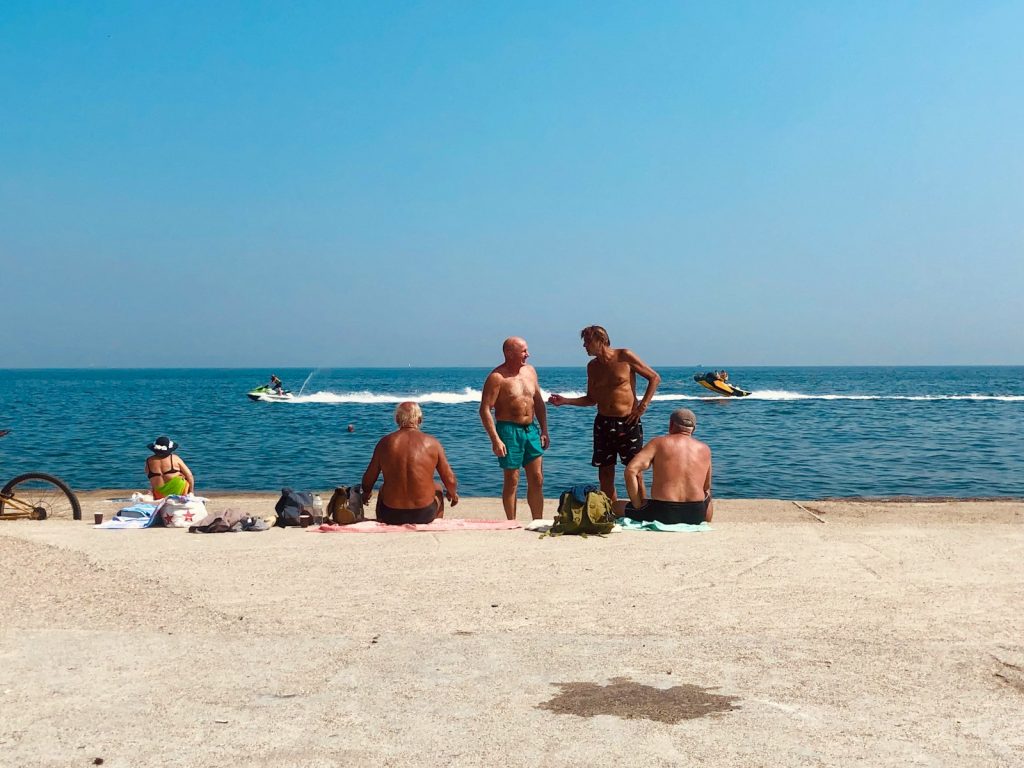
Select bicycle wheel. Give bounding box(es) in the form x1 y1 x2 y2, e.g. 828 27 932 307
1 473 82 521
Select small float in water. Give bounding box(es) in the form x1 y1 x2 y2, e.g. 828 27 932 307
693 371 750 398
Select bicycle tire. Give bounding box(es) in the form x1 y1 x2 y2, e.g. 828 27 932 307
1 472 82 521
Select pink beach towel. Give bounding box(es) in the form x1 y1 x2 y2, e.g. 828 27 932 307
313 519 521 533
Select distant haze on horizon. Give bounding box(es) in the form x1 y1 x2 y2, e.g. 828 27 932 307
2 2 1022 368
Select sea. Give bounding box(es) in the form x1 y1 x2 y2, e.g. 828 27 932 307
1 367 1022 499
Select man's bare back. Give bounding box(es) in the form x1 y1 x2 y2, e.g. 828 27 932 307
369 429 446 508
640 433 712 502
624 408 714 522
362 403 458 512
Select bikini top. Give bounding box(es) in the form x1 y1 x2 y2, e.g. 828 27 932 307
147 457 181 479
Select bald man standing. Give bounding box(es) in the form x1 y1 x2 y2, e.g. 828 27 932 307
480 337 549 520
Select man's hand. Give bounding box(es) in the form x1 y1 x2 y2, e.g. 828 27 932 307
540 431 550 450
547 393 566 406
625 400 647 425
449 491 460 507
360 486 373 504
492 440 507 458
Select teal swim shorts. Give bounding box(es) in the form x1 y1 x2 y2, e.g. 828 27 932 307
496 421 544 470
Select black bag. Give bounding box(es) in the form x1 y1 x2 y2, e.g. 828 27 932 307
275 488 315 527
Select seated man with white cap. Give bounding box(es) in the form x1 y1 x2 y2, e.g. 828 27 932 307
622 407 714 525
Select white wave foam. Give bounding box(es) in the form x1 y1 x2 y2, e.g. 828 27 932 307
261 387 1024 405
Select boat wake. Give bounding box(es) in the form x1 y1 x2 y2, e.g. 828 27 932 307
282 387 485 404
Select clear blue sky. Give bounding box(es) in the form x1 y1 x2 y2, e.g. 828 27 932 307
2 1 1021 367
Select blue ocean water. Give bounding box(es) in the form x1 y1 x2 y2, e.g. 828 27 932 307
1 367 1022 498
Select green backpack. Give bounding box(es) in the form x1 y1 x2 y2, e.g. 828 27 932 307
548 488 616 536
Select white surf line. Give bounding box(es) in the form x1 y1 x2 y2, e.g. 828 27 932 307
267 389 1024 404
792 500 826 523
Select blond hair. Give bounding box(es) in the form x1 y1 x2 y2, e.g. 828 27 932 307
394 401 423 427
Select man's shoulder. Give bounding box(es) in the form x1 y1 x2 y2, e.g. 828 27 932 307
419 432 444 449
689 436 712 454
615 347 642 363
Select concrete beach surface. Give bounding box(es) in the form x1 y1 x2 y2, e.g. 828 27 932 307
2 493 1023 767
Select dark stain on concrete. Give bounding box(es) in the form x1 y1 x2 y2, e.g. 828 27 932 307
537 677 740 723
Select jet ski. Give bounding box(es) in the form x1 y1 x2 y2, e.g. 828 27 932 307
693 372 750 398
246 385 294 402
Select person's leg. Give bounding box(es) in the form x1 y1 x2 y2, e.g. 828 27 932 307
591 415 618 499
598 464 617 500
501 468 520 520
614 418 644 505
523 456 544 519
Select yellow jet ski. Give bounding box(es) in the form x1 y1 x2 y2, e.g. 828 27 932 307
693 372 750 397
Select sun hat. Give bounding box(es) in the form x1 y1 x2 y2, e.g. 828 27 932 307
148 435 178 454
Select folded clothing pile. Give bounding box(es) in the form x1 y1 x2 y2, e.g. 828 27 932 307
189 508 270 533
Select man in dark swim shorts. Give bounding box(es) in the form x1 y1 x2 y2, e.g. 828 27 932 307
361 402 459 525
622 407 715 524
548 325 660 500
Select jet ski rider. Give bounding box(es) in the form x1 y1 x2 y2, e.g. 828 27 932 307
269 374 285 395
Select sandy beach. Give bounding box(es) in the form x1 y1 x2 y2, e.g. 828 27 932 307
2 493 1023 767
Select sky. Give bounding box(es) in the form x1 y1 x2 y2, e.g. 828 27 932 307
2 1 1022 367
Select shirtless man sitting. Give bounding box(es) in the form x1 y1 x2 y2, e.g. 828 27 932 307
479 337 549 520
360 402 459 525
548 325 660 500
622 407 714 525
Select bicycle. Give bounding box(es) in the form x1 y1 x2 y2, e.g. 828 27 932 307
0 430 83 521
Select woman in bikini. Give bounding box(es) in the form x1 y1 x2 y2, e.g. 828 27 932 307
145 436 195 499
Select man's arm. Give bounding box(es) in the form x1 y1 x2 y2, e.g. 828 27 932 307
360 444 382 504
547 392 595 407
435 443 459 506
704 451 714 522
624 441 656 509
479 372 507 458
532 371 550 449
622 349 661 424
548 364 597 407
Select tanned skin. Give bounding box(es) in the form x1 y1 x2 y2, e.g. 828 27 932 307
548 330 660 500
362 407 459 519
479 337 549 520
144 453 195 496
623 418 714 521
